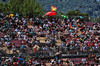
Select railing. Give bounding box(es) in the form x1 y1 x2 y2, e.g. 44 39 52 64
0 46 100 58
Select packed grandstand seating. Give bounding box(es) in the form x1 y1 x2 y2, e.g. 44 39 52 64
0 13 100 66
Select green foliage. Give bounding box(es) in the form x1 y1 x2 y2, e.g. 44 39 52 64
0 2 3 12
89 17 95 22
0 0 43 17
65 10 90 21
3 3 11 14
95 17 100 22
66 10 89 16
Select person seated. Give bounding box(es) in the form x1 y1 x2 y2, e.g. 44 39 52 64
12 46 17 54
20 45 26 53
81 58 86 63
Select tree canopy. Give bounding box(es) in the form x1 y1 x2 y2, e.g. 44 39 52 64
66 10 89 16
0 0 44 17
65 10 90 21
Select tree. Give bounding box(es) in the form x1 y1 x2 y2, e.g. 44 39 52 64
0 0 44 17
3 2 11 14
66 10 90 21
0 2 3 12
95 17 100 22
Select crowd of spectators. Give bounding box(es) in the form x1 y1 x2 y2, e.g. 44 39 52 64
0 55 100 66
0 13 100 66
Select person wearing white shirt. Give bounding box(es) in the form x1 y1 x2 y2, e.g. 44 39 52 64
5 41 10 46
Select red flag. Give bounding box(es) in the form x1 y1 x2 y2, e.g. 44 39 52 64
44 11 57 16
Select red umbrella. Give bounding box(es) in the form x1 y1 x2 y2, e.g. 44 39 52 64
45 11 57 16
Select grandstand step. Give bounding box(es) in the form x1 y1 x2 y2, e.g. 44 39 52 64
40 41 46 43
37 37 62 45
0 47 7 50
55 39 61 46
37 37 46 43
56 39 61 43
56 43 61 46
6 50 19 54
37 37 46 40
46 63 51 66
